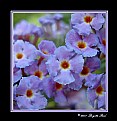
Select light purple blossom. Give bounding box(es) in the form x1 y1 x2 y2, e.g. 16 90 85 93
40 76 70 106
65 29 99 57
79 56 101 83
37 40 56 59
14 40 37 68
15 75 47 110
71 13 105 36
46 46 84 85
14 20 31 36
68 73 83 91
86 74 106 109
24 60 48 80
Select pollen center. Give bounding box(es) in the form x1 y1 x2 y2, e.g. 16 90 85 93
42 50 48 54
84 16 93 23
16 53 23 59
80 66 90 76
102 39 106 46
60 60 70 69
26 89 33 98
55 82 63 90
96 85 104 95
77 41 86 49
34 71 43 79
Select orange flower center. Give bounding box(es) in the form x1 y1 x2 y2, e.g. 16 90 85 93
42 50 48 54
16 53 23 59
96 85 104 95
84 16 93 23
102 39 106 46
26 89 33 98
55 82 63 90
80 66 90 76
77 41 86 49
60 60 70 69
34 71 43 79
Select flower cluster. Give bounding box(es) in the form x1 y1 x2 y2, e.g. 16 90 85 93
13 12 107 110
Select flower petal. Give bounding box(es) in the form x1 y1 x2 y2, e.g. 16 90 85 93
85 56 101 72
73 23 91 36
31 93 47 109
24 61 39 75
71 13 85 25
54 70 75 85
68 73 83 91
54 46 74 61
85 74 103 89
55 91 67 105
38 40 56 55
91 14 105 30
98 92 105 109
82 47 98 57
83 33 99 47
14 40 25 53
65 29 81 46
14 68 22 83
46 55 59 76
69 54 84 73
16 96 32 109
87 88 97 107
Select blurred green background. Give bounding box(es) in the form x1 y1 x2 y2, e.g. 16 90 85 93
13 13 71 27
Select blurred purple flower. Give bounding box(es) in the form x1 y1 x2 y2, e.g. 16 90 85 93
53 13 63 21
14 20 31 36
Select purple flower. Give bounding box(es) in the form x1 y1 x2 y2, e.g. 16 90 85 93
30 24 44 37
38 76 55 98
86 74 106 109
39 14 54 25
71 13 105 36
79 56 101 83
66 87 94 109
38 15 54 38
13 67 22 83
46 46 84 85
91 14 105 30
68 73 83 91
24 60 48 80
15 75 47 110
96 28 106 55
65 29 99 57
14 40 37 68
40 76 70 106
14 20 31 36
13 20 44 44
53 13 63 21
37 40 56 59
